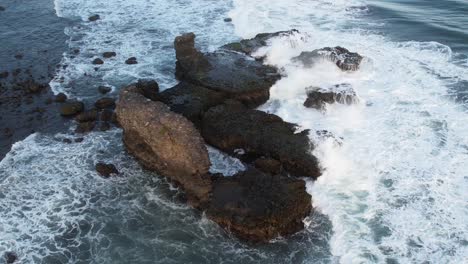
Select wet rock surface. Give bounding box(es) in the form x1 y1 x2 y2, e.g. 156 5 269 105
175 33 280 108
95 163 119 178
116 85 212 206
207 167 311 242
202 102 321 179
304 83 359 110
222 30 300 56
293 46 363 71
59 101 84 116
3 252 17 263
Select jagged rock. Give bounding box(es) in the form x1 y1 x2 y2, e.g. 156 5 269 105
98 86 112 94
175 33 280 108
207 167 312 242
202 101 321 179
304 83 358 110
75 109 98 123
157 81 225 126
293 47 363 71
88 15 100 22
59 101 84 116
55 92 67 103
95 163 119 178
103 52 116 58
95 97 115 109
116 85 212 206
136 79 159 101
222 30 300 55
254 157 282 174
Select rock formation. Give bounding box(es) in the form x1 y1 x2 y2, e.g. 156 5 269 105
293 46 363 71
304 83 359 110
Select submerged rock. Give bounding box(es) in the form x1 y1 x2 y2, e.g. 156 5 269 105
116 85 212 206
98 85 112 94
304 83 358 111
95 163 119 178
3 252 17 264
222 30 300 56
75 109 98 123
202 101 321 179
175 33 280 108
293 47 363 71
207 167 311 242
95 97 116 109
54 92 67 103
157 81 225 126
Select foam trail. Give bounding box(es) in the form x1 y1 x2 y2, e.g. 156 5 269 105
231 0 468 263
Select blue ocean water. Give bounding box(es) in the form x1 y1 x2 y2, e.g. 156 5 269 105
0 0 467 263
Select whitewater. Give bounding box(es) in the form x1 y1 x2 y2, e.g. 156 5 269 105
1 0 467 263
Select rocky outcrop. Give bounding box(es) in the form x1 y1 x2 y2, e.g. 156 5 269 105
174 33 280 108
222 30 300 56
202 101 321 179
207 167 311 242
157 81 225 126
95 163 119 178
304 83 359 111
293 47 363 71
116 85 212 206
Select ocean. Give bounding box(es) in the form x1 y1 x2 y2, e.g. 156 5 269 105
0 0 467 263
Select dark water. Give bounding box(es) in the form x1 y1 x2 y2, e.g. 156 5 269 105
0 0 467 263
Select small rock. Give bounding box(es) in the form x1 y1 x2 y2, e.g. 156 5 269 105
14 53 23 60
55 93 68 103
75 137 84 143
88 14 100 22
4 252 17 264
103 52 116 58
59 101 84 116
0 6 5 12
94 97 115 109
98 86 112 94
293 47 363 71
75 121 96 133
92 58 104 65
75 109 98 123
125 57 138 65
95 163 119 178
224 18 232 22
63 138 72 144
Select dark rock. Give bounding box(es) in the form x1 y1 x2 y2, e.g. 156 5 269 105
316 130 343 147
75 121 96 133
75 109 98 123
75 137 84 143
293 47 363 71
135 79 159 101
254 157 282 174
88 15 100 22
100 109 114 122
157 81 225 126
202 102 321 179
59 101 84 116
224 18 232 22
222 30 299 55
116 85 212 206
125 57 138 65
19 80 45 94
95 163 118 178
99 122 111 131
63 138 72 144
207 167 312 242
175 33 280 108
4 252 17 263
98 85 112 94
14 53 24 60
0 6 5 12
55 93 67 103
92 58 104 65
303 83 358 111
103 52 116 58
0 71 9 78
94 97 115 109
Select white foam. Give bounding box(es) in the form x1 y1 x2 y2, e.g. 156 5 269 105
231 0 468 263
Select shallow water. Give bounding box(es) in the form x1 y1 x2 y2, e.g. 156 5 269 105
1 0 468 263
